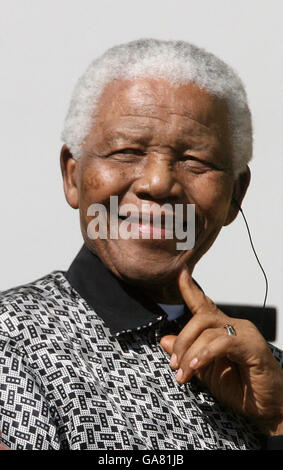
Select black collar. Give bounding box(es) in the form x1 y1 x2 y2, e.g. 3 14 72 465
65 245 171 335
64 246 277 342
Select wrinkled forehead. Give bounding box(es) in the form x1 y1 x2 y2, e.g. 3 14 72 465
94 77 230 130
84 77 232 157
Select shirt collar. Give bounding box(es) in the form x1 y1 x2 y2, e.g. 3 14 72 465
65 245 170 335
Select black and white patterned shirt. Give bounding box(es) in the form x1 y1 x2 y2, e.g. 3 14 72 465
0 245 282 450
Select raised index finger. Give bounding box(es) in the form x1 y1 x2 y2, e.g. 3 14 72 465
178 265 217 316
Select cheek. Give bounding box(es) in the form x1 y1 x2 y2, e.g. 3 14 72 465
78 162 131 243
79 162 130 206
183 173 233 222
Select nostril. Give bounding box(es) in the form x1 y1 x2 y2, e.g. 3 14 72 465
138 192 154 201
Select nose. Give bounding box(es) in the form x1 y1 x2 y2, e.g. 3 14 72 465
132 153 184 201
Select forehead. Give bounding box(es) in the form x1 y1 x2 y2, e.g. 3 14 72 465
96 77 228 124
86 77 231 151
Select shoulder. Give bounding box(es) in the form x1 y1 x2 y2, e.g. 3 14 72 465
0 271 69 303
0 271 77 338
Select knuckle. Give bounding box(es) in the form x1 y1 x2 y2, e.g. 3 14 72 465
191 294 214 315
222 335 237 352
237 318 259 335
222 334 234 345
198 347 210 361
240 318 255 329
201 328 216 340
172 337 188 356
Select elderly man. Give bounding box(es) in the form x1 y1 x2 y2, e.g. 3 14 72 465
0 39 283 451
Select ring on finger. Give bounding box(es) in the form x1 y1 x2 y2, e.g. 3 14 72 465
224 324 236 336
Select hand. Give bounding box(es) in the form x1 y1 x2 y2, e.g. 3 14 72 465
160 265 283 435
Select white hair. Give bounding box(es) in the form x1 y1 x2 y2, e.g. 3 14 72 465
62 38 253 176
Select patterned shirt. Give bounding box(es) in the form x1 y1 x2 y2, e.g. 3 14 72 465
0 245 282 450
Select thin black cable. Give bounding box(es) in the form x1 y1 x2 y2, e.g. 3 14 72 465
236 202 269 308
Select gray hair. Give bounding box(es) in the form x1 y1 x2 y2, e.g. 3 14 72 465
62 38 253 176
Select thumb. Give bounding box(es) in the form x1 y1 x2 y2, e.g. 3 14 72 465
160 334 177 355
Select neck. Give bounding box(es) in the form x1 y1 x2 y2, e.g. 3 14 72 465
140 281 184 304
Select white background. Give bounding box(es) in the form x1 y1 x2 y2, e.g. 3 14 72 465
0 0 282 347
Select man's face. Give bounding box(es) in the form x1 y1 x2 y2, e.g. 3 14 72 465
62 78 249 293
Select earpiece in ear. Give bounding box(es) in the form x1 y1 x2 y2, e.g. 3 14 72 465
232 197 241 209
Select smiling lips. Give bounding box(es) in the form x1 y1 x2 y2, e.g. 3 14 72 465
117 211 188 239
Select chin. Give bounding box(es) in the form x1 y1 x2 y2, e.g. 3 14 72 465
98 239 190 286
120 263 177 286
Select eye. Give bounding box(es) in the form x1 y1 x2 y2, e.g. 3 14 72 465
107 148 145 162
117 148 144 156
178 155 218 173
179 155 207 165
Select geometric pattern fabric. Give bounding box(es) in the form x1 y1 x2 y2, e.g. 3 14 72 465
0 271 282 449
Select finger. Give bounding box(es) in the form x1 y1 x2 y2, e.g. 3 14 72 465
170 312 227 369
176 333 238 385
178 265 217 316
159 335 177 356
175 327 226 384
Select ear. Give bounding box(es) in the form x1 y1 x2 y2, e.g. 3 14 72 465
60 144 79 209
224 166 251 226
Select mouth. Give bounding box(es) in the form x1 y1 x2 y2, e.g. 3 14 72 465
117 212 188 239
